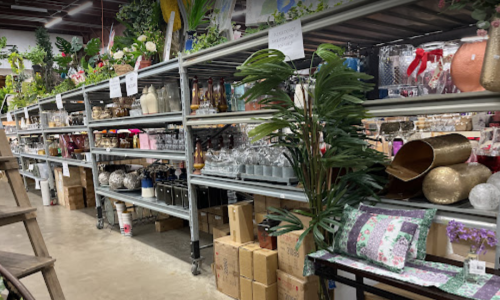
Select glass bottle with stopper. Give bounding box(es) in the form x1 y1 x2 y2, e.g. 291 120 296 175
193 136 205 175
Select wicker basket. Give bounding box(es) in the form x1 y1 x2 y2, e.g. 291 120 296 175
114 64 134 76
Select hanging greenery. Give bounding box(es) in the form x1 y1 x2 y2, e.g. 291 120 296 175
185 11 227 54
35 27 55 93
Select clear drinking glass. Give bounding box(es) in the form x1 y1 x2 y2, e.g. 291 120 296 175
379 44 417 98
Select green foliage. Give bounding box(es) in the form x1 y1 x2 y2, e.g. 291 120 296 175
51 79 75 96
185 12 227 54
443 0 500 29
22 45 47 66
0 37 8 65
235 44 387 251
116 0 164 40
76 65 116 88
8 52 24 74
186 0 211 31
35 27 55 93
245 0 329 35
55 37 72 54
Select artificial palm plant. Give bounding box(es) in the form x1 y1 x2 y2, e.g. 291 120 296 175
235 44 387 251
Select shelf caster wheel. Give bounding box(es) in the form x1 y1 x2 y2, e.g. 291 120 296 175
96 218 104 230
191 261 201 276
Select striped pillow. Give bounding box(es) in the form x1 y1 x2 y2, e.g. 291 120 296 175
334 205 418 273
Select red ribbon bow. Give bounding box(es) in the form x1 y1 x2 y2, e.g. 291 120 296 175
407 48 443 76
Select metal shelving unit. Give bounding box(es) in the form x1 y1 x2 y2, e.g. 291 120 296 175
0 0 498 274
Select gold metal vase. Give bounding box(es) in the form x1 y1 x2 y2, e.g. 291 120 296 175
481 25 500 92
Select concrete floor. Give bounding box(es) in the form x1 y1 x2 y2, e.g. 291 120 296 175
0 180 231 300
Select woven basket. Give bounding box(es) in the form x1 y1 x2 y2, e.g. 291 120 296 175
114 64 134 76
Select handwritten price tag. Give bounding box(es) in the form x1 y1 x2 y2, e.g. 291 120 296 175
56 94 63 109
269 19 305 62
126 72 138 96
109 77 122 98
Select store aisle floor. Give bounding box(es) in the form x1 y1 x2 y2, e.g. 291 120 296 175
0 181 230 300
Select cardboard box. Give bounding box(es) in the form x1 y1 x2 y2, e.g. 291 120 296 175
198 211 209 224
63 185 85 210
54 167 82 207
254 249 278 285
278 230 315 279
214 236 250 299
199 222 209 233
209 223 213 235
240 276 253 300
254 194 267 212
255 212 267 225
155 217 185 232
280 199 309 210
253 282 277 300
79 166 93 188
266 197 281 211
276 270 318 300
213 224 230 240
209 213 228 226
209 205 229 219
365 283 432 300
239 243 261 279
229 202 254 243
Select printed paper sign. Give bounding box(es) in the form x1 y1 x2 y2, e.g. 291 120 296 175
109 77 122 98
6 112 12 122
35 180 40 190
126 72 138 96
470 260 486 275
269 19 305 61
62 162 70 177
85 153 92 162
24 107 29 119
29 164 34 171
56 94 63 109
20 118 26 129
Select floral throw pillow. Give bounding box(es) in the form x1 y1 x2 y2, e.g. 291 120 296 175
334 205 418 273
358 203 437 260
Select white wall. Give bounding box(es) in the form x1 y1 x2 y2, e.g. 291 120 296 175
0 29 82 75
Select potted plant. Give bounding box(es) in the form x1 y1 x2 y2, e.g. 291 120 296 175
236 44 386 297
22 45 46 74
131 34 158 69
184 0 211 51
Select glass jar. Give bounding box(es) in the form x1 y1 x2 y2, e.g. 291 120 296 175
463 249 479 283
451 36 487 93
416 42 445 95
441 42 460 94
165 81 182 112
379 44 417 98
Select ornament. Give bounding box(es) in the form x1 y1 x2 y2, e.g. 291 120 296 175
469 183 500 210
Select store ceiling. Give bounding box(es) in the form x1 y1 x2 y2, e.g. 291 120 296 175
0 0 126 37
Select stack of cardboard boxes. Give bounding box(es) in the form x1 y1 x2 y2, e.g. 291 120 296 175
54 166 95 210
214 195 319 300
198 205 230 235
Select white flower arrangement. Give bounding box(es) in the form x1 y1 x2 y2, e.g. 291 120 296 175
137 35 147 42
145 42 157 53
113 50 124 60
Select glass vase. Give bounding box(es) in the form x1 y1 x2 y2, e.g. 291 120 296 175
481 25 500 92
463 249 479 283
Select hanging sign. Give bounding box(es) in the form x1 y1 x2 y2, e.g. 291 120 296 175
268 19 305 61
35 179 40 190
24 107 29 119
163 11 175 61
6 112 12 122
56 94 63 110
109 77 122 98
62 162 70 177
126 72 138 96
28 164 34 171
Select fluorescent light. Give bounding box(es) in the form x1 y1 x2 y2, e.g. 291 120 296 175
67 2 93 16
11 5 48 13
45 17 63 28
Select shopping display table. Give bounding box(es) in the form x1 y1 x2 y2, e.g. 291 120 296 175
308 252 500 300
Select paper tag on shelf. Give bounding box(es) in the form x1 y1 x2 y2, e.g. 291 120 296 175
35 179 40 190
163 11 175 61
6 112 12 122
56 94 63 109
28 164 34 171
280 194 285 199
126 71 138 96
106 147 110 152
85 153 92 162
469 260 486 275
269 19 305 62
109 77 122 98
62 162 70 177
24 107 29 119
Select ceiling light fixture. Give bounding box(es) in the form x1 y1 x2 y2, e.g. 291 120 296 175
45 17 63 28
67 2 93 16
11 5 48 13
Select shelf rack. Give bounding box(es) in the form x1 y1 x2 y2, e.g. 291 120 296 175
0 0 498 274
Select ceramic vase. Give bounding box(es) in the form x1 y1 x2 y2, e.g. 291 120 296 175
185 31 196 51
193 138 205 175
140 59 151 69
140 86 149 115
481 25 500 92
146 85 159 114
191 76 200 113
451 37 487 92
